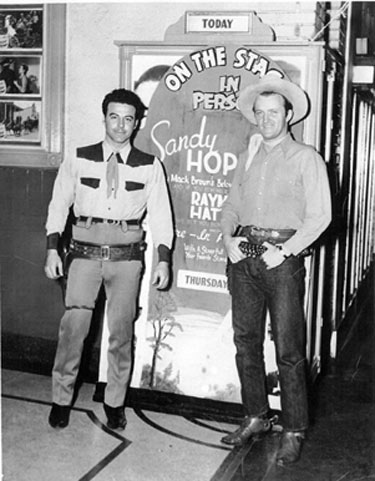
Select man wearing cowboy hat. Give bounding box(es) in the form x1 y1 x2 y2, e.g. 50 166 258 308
220 74 331 465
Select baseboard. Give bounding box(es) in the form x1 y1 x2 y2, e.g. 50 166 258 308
1 332 99 382
126 387 244 423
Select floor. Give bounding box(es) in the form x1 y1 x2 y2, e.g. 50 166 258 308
230 295 375 481
2 300 374 481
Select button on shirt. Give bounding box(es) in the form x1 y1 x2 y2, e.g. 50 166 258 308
46 140 173 250
220 134 332 255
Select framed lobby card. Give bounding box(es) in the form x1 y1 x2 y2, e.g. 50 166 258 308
0 4 64 167
0 7 43 50
0 99 41 143
0 7 43 145
0 55 41 95
115 39 326 409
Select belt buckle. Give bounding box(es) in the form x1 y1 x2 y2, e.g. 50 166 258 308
101 245 110 260
252 226 265 237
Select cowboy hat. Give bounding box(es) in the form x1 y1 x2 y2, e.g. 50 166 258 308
237 74 309 125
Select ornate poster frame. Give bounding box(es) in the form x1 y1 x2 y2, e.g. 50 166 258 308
113 39 326 405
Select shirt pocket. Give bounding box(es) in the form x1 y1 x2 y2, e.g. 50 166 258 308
273 167 300 200
125 181 145 191
80 177 100 189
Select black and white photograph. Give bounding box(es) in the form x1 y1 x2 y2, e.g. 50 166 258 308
1 3 374 481
0 55 41 94
0 7 42 50
0 99 40 142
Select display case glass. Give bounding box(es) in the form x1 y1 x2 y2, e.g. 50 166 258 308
115 39 326 408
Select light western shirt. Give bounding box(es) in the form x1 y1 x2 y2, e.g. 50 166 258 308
46 140 174 250
220 133 332 255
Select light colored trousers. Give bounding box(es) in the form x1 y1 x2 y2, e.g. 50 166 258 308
52 223 143 407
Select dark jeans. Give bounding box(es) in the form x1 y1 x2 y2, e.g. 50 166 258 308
228 255 309 432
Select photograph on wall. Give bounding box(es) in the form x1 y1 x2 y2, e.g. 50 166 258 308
0 55 41 94
128 43 318 409
0 99 40 142
0 8 43 50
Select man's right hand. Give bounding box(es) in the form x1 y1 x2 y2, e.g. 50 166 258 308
223 235 248 264
44 249 64 279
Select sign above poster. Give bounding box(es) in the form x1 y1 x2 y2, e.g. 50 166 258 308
186 11 253 34
163 10 275 43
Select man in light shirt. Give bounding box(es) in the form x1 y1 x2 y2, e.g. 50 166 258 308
220 75 331 465
44 89 174 431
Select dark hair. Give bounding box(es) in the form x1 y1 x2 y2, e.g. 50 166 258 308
21 64 29 74
134 64 170 91
255 90 293 116
102 88 146 121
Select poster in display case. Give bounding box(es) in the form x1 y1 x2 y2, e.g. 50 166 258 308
113 35 325 409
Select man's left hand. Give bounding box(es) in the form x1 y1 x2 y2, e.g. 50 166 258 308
261 241 285 270
152 261 170 289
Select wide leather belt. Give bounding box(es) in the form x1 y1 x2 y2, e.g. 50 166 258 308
238 225 296 244
69 239 146 261
237 225 312 258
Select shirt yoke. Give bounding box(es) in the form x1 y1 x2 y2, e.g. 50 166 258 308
76 142 155 167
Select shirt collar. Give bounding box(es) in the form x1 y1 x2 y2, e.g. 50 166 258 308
261 133 292 154
102 140 131 162
278 133 294 154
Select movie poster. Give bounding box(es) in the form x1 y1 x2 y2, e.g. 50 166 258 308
130 44 307 408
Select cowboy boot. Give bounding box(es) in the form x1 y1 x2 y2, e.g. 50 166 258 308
221 415 272 446
276 430 305 466
103 403 127 430
48 403 70 428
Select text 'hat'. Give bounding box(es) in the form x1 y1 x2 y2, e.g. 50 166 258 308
237 74 309 126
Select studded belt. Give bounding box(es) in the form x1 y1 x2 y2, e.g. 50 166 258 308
238 241 267 258
237 226 313 258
